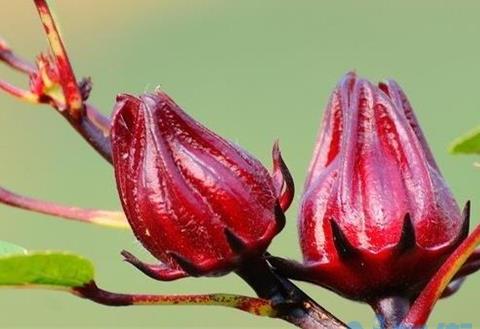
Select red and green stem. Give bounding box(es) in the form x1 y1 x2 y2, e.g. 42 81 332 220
73 281 275 317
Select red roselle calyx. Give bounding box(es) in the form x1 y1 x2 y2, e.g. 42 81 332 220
271 72 469 303
111 91 293 278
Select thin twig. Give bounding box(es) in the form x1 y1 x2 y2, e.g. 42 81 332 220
0 186 128 229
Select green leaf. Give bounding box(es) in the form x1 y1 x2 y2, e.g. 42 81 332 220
0 251 94 288
449 126 480 154
0 241 26 256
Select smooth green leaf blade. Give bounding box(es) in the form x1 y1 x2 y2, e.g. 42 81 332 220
0 241 26 256
0 252 94 288
449 126 480 154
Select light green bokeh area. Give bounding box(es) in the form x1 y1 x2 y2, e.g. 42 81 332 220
1 0 480 328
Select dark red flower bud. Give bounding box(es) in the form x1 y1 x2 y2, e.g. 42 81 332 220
111 91 292 278
271 73 468 302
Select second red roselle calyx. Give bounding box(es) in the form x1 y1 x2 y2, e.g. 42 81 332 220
111 90 293 278
271 72 469 302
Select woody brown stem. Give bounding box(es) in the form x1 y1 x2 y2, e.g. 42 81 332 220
67 103 112 162
236 256 348 329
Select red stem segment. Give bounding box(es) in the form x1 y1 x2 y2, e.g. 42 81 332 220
402 224 480 327
33 0 83 119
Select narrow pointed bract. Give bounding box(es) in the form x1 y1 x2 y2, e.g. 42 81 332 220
329 220 358 259
224 228 249 254
121 250 188 281
111 91 288 277
395 214 416 254
459 201 471 242
293 72 464 302
272 141 295 212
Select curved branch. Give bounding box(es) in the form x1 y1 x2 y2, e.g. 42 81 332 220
73 281 275 317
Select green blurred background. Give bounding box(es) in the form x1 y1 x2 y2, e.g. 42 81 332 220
1 1 480 328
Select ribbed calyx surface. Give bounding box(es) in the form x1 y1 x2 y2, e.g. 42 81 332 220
291 73 466 301
111 91 285 276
